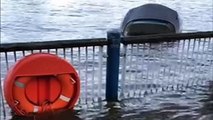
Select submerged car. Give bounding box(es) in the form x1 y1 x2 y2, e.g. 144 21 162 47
121 4 181 36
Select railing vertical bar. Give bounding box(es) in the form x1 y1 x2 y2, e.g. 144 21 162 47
159 43 164 91
140 45 145 92
163 43 168 89
92 46 95 102
172 41 177 90
124 44 130 97
70 48 73 63
22 50 25 57
55 48 58 55
138 44 144 97
174 40 180 90
14 51 17 62
120 45 127 99
5 52 9 71
148 43 153 93
154 43 158 92
209 38 212 80
151 43 156 92
132 44 135 95
31 50 34 54
165 42 170 90
181 40 186 87
194 38 200 86
185 39 191 87
0 67 6 118
125 45 130 97
196 38 201 86
144 43 149 94
198 38 203 85
179 40 185 88
139 44 143 94
77 47 82 104
211 38 213 81
188 39 193 87
78 47 81 76
169 41 175 90
207 38 211 80
98 46 103 101
204 38 209 81
162 43 167 90
199 38 207 85
146 43 153 93
47 49 50 53
209 38 213 81
190 39 196 87
154 44 159 92
195 39 201 86
157 43 162 91
198 38 204 85
85 47 88 103
1 53 7 118
134 44 140 97
63 48 66 59
129 44 133 97
200 38 206 85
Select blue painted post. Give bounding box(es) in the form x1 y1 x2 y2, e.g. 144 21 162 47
106 29 121 102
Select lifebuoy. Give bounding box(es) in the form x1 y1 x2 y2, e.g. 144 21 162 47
50 74 75 110
4 53 80 116
13 76 42 115
12 74 75 115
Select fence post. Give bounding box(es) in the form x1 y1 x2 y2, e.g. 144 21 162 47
106 29 121 102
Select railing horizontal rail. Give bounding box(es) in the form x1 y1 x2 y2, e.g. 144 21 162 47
122 31 213 44
0 38 107 52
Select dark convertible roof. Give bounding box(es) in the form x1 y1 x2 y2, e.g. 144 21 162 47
121 4 180 34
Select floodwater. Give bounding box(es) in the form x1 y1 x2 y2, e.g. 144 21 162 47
1 0 213 120
1 0 213 43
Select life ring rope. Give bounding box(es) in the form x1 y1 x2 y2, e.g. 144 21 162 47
12 74 75 115
70 77 76 84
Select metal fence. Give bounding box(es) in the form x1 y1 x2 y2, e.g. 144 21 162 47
0 31 213 118
119 33 213 99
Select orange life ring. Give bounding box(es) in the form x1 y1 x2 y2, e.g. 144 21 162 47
13 74 75 115
4 53 80 116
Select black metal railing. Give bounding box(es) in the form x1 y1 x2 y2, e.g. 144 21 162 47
119 32 213 99
0 31 213 119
